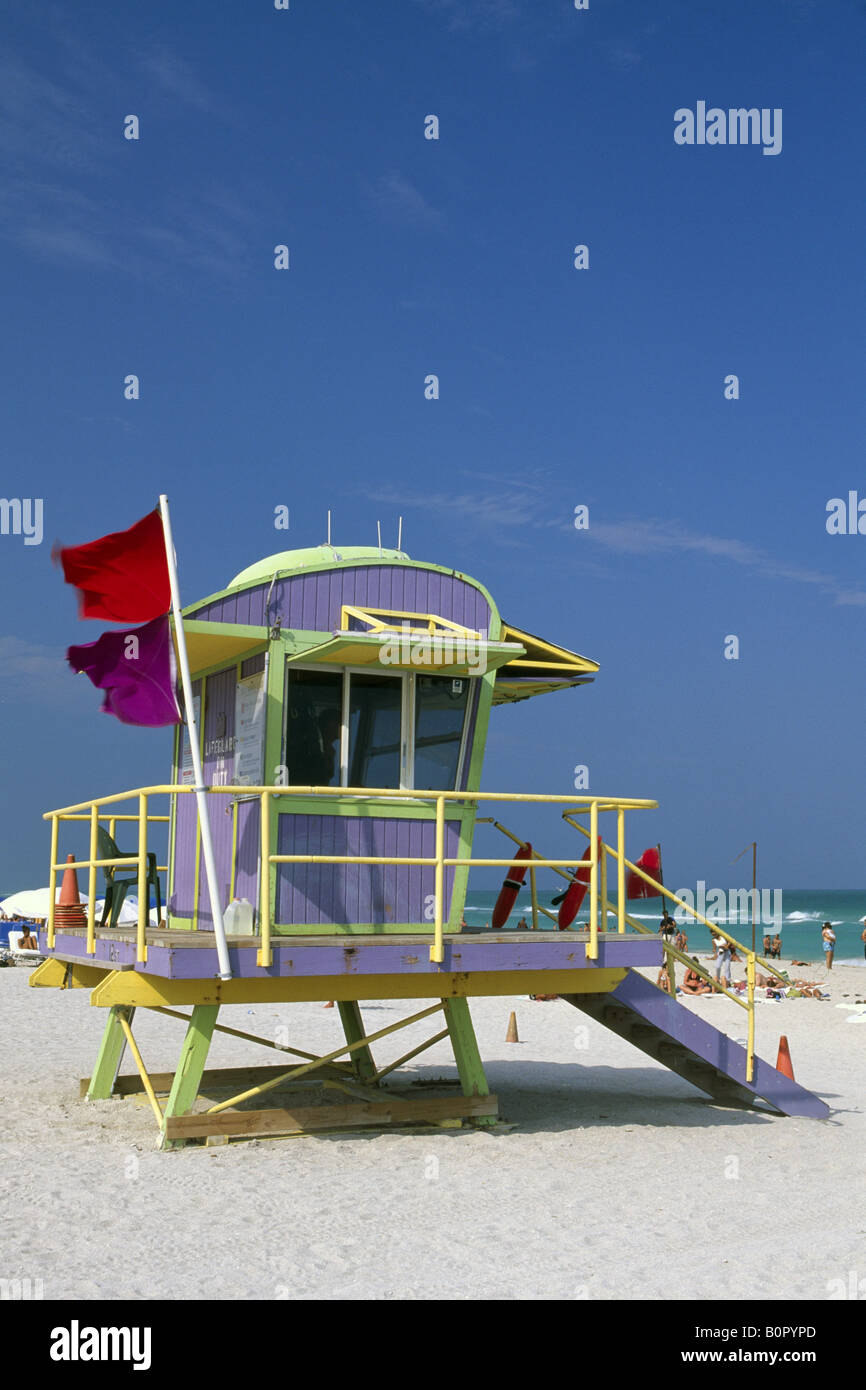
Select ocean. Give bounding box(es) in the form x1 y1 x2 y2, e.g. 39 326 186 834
463 887 866 965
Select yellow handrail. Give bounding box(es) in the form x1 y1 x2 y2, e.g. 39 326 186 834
43 787 656 968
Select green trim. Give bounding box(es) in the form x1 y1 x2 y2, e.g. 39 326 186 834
185 620 269 641
160 1004 220 1149
336 1001 377 1081
166 915 462 936
86 1005 135 1100
272 921 463 936
191 674 207 930
168 727 180 910
441 997 495 1124
272 797 475 823
264 643 286 791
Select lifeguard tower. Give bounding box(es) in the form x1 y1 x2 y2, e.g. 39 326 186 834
32 542 828 1145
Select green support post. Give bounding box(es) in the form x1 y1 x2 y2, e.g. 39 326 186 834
441 996 496 1126
160 1004 220 1149
337 1000 377 1083
86 1005 135 1100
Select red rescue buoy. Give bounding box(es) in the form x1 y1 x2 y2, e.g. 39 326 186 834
492 843 533 928
557 837 602 930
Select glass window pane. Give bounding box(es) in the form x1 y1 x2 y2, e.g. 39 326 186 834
348 673 403 789
414 676 470 791
285 669 343 787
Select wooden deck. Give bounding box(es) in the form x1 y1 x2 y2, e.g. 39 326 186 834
38 923 663 986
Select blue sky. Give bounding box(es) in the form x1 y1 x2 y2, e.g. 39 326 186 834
0 0 863 893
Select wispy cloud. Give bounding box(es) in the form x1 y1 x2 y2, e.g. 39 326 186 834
365 484 866 607
138 49 217 113
0 30 257 284
414 0 521 32
362 171 443 229
0 636 87 707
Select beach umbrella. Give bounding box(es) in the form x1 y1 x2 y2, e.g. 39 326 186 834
93 897 160 927
0 887 85 919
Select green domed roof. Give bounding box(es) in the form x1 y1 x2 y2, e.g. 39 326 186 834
228 545 410 589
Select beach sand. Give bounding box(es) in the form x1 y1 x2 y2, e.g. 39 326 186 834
1 957 863 1301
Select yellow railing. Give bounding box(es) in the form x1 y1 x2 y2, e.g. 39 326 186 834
44 785 657 969
43 782 790 1087
562 812 793 1083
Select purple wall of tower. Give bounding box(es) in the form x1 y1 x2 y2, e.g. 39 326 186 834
274 813 459 926
192 564 492 634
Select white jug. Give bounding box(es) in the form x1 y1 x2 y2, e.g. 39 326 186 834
224 898 255 935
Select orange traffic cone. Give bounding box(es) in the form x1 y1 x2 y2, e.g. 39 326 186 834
54 855 87 930
59 854 81 904
776 1035 795 1080
506 1010 519 1043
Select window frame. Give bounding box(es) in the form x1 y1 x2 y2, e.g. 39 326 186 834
283 661 473 794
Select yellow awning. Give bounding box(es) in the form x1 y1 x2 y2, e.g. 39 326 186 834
492 623 599 704
287 631 525 678
174 621 268 675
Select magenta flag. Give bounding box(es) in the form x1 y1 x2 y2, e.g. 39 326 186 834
67 615 181 727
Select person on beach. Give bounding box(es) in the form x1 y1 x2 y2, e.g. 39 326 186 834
821 922 836 970
656 964 672 993
771 934 782 959
17 925 38 950
682 959 711 995
861 917 866 961
712 933 733 990
659 911 676 943
674 927 688 952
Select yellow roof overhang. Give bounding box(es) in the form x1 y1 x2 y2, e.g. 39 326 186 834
174 621 269 675
492 623 599 704
287 631 525 678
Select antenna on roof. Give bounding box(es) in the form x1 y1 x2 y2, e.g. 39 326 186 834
397 515 403 552
377 520 382 551
327 510 332 546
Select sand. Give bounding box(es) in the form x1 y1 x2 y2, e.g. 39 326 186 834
1 957 863 1301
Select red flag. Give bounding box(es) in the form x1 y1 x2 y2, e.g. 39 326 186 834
626 847 663 899
58 509 170 623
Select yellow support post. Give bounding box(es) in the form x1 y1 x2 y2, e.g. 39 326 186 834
617 807 626 933
587 800 598 959
137 793 148 964
117 1009 163 1129
258 790 271 968
430 795 445 963
87 804 98 956
599 835 608 934
47 815 59 949
746 952 756 1082
529 864 539 930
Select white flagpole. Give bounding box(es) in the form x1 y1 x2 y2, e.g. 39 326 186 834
159 494 233 980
